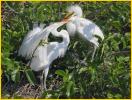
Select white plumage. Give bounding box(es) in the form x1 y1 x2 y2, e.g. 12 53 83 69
30 24 70 72
65 5 104 61
18 24 47 59
67 5 82 17
18 21 70 90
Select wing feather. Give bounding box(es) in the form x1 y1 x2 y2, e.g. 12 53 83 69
30 42 58 71
78 18 104 40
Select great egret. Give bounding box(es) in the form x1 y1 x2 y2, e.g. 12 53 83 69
30 21 70 90
65 5 104 61
18 20 70 90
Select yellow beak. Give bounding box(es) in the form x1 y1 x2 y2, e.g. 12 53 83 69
61 12 74 22
64 12 74 19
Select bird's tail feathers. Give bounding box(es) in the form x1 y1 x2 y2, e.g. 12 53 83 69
93 29 104 40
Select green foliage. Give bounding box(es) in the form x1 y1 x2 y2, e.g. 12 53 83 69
25 69 37 85
43 70 76 98
2 1 130 99
55 70 76 97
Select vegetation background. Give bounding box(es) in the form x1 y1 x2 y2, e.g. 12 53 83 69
2 1 130 99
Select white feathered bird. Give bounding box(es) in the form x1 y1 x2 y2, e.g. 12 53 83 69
30 22 70 90
18 21 70 90
65 5 104 61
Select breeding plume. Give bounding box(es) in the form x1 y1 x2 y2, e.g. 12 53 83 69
65 5 104 61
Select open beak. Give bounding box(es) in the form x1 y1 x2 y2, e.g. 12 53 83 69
61 12 74 22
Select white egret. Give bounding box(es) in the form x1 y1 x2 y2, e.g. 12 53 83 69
65 5 104 61
30 21 70 90
18 19 70 90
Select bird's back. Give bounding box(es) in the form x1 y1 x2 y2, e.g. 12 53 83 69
76 18 104 40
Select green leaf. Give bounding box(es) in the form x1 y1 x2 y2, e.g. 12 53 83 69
55 70 66 77
68 72 73 80
25 69 36 86
114 94 122 98
112 21 120 29
79 67 88 74
107 92 113 98
66 81 73 97
11 70 20 83
73 41 78 49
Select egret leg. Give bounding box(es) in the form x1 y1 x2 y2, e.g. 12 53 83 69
40 70 45 92
91 45 97 62
90 37 99 62
40 67 49 91
44 66 49 90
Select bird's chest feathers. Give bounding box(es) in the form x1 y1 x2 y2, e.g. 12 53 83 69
74 20 84 34
58 48 66 57
66 22 77 35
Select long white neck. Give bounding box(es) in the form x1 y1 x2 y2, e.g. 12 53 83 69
66 16 79 36
51 29 70 46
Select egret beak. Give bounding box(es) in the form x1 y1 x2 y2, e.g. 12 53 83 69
61 12 74 22
64 12 74 19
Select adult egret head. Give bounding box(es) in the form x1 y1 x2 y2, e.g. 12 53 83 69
65 5 83 18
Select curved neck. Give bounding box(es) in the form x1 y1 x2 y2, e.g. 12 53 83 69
51 30 70 46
